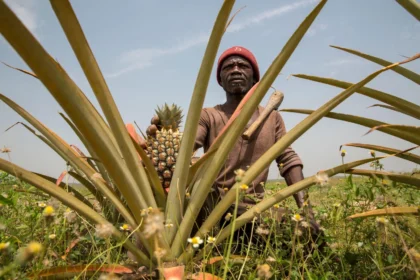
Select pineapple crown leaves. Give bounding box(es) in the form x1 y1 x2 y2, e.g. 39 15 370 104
155 103 183 131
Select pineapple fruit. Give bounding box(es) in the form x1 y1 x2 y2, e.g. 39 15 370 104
145 103 183 190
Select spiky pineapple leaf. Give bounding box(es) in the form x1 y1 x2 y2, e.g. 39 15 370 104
280 109 420 145
165 0 236 246
292 74 420 120
342 143 420 165
396 0 420 21
50 0 157 212
347 207 419 220
368 104 420 120
346 169 420 188
330 45 420 85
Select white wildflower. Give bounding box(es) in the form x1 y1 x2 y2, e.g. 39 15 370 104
98 274 120 280
187 236 203 248
142 209 164 238
257 264 273 279
255 226 270 236
266 256 276 263
95 223 114 239
315 171 329 186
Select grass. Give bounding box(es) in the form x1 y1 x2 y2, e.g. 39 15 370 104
0 167 419 279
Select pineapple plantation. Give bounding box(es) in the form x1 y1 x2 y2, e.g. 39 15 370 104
0 0 419 279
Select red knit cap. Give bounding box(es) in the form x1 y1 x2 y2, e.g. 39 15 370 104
216 46 260 85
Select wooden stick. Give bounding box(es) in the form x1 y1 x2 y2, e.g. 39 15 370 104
242 90 284 140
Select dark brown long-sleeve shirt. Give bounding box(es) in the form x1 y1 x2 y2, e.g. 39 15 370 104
194 104 303 210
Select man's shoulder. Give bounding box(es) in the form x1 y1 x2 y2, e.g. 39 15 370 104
201 105 223 115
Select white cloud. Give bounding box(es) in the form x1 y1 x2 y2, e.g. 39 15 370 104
227 0 318 33
107 34 209 78
5 0 38 36
307 23 328 37
108 0 318 78
324 58 360 66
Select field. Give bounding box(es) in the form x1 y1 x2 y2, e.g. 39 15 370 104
1 170 419 279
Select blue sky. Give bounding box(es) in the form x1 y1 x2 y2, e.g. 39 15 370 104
1 0 419 181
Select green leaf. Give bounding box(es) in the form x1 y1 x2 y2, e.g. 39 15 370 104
50 0 156 210
342 143 420 165
347 206 419 219
368 104 420 120
280 109 420 145
0 95 137 232
330 45 420 85
346 169 420 189
164 0 236 247
292 74 420 120
396 0 420 21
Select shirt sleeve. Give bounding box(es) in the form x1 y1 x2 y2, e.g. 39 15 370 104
194 109 210 151
274 112 303 176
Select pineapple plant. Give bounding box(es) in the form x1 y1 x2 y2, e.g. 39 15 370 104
145 104 183 191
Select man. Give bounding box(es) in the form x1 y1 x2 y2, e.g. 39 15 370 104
194 46 313 223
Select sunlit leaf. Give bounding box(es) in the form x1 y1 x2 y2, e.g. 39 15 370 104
342 143 420 165
347 207 419 219
330 45 420 85
292 74 420 120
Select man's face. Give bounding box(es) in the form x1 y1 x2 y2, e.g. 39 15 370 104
220 55 255 95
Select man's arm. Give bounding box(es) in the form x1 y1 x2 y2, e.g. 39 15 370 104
273 112 308 208
193 109 210 152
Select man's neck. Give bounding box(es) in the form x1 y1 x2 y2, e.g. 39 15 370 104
223 93 245 112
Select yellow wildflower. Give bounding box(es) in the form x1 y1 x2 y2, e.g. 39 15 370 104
225 212 232 221
207 236 216 244
0 242 10 251
369 150 376 157
43 206 55 217
119 224 131 232
340 149 347 157
27 241 43 255
292 214 303 222
240 184 249 191
376 217 389 225
273 204 280 209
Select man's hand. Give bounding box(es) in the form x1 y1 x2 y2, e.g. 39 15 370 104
283 165 320 233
